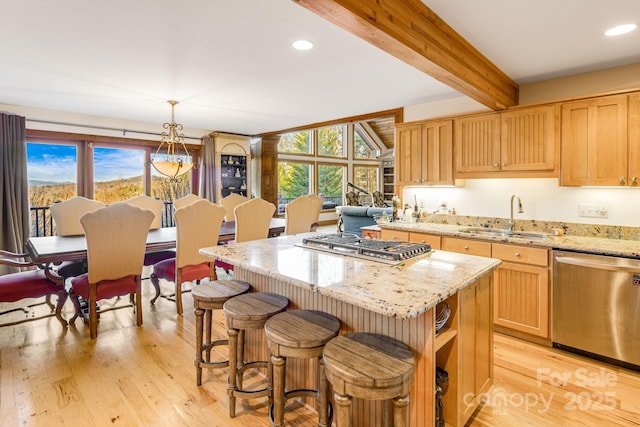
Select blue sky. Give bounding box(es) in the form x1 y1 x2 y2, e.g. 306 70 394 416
27 143 145 183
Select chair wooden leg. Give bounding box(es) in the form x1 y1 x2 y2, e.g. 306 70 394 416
393 395 410 427
334 392 352 427
149 272 161 304
227 327 239 418
89 286 98 339
195 307 205 386
69 293 82 323
175 269 183 315
135 278 143 327
54 289 68 327
271 354 286 427
318 357 330 427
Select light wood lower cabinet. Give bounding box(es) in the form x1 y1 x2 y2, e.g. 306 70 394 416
492 243 550 339
380 229 409 241
443 237 551 340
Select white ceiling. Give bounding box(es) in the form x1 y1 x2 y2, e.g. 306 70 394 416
1 0 639 136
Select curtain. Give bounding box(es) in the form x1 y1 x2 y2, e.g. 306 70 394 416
0 113 28 275
198 135 216 202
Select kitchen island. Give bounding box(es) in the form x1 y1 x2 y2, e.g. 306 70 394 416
200 233 501 427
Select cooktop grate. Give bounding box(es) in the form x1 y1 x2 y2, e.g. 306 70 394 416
300 233 431 263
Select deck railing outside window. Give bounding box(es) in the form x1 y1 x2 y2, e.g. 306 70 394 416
29 201 176 237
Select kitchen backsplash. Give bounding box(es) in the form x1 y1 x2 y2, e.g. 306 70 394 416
418 213 640 241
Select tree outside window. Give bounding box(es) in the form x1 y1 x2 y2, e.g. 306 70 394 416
318 164 344 207
278 131 311 154
277 161 311 213
317 125 344 157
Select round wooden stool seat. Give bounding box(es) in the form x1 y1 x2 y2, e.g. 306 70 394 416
323 333 415 427
264 310 341 427
223 292 289 418
192 279 250 386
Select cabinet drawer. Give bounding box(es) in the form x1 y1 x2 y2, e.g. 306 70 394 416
442 237 492 257
409 232 441 249
380 229 409 241
492 243 549 267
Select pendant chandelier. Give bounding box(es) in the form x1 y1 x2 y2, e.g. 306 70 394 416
150 100 195 181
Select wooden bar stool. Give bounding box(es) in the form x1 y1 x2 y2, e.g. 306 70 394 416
264 310 341 427
223 292 289 418
322 333 415 427
192 279 251 386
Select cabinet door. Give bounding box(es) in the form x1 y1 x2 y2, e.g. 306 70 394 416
560 94 628 186
454 113 501 173
493 261 549 338
395 124 422 185
501 105 557 172
422 120 454 184
629 92 640 187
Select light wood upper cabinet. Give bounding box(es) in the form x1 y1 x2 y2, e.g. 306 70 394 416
421 120 454 184
454 112 501 173
395 120 454 186
396 124 422 186
628 92 640 187
455 106 557 177
560 94 629 186
500 105 557 172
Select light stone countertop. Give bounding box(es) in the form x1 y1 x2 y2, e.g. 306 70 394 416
199 233 501 319
381 222 640 258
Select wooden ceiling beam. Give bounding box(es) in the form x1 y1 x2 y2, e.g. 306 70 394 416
293 0 519 110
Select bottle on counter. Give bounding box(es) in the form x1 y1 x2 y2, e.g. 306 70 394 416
392 194 401 220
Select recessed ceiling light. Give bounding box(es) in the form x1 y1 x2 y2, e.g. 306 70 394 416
292 40 314 51
604 23 637 36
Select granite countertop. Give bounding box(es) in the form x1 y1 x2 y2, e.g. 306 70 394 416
380 222 640 258
199 233 501 319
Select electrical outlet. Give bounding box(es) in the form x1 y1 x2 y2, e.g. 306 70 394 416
579 203 608 218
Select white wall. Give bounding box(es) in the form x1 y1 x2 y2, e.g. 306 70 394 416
403 179 640 226
400 63 640 228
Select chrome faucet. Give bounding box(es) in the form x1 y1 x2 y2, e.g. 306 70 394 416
508 195 524 232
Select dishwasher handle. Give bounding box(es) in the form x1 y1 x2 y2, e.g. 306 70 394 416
555 255 640 274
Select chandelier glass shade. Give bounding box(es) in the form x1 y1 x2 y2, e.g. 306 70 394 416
151 100 195 180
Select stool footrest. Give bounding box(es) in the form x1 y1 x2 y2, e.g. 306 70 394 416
201 338 229 353
284 388 319 400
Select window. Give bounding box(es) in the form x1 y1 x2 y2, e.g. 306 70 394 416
318 164 345 207
317 125 345 157
276 122 383 211
354 127 378 159
277 161 311 213
278 131 312 155
27 142 78 236
93 146 145 204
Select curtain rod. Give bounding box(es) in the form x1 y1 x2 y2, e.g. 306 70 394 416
25 118 203 141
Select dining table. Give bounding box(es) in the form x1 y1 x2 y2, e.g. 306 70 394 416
25 218 286 284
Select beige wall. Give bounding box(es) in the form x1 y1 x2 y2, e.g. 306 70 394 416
519 63 640 105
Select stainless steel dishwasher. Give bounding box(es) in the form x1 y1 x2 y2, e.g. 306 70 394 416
553 250 640 369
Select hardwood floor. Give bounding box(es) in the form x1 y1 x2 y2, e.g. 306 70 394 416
1 268 639 426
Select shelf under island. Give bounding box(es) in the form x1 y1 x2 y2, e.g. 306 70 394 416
199 233 501 427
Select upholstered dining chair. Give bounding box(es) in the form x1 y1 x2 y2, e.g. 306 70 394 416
68 202 154 339
220 193 249 222
50 196 106 236
234 198 276 243
173 193 201 210
284 195 321 235
49 196 106 280
150 199 226 315
0 250 67 327
124 195 176 268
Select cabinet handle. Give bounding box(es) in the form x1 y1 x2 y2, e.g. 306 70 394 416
619 176 626 185
632 176 638 185
502 163 507 167
463 246 469 250
493 163 499 168
514 252 521 257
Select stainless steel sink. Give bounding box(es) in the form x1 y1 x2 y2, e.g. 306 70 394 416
458 227 549 240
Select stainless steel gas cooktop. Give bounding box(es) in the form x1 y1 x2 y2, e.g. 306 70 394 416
298 233 432 265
